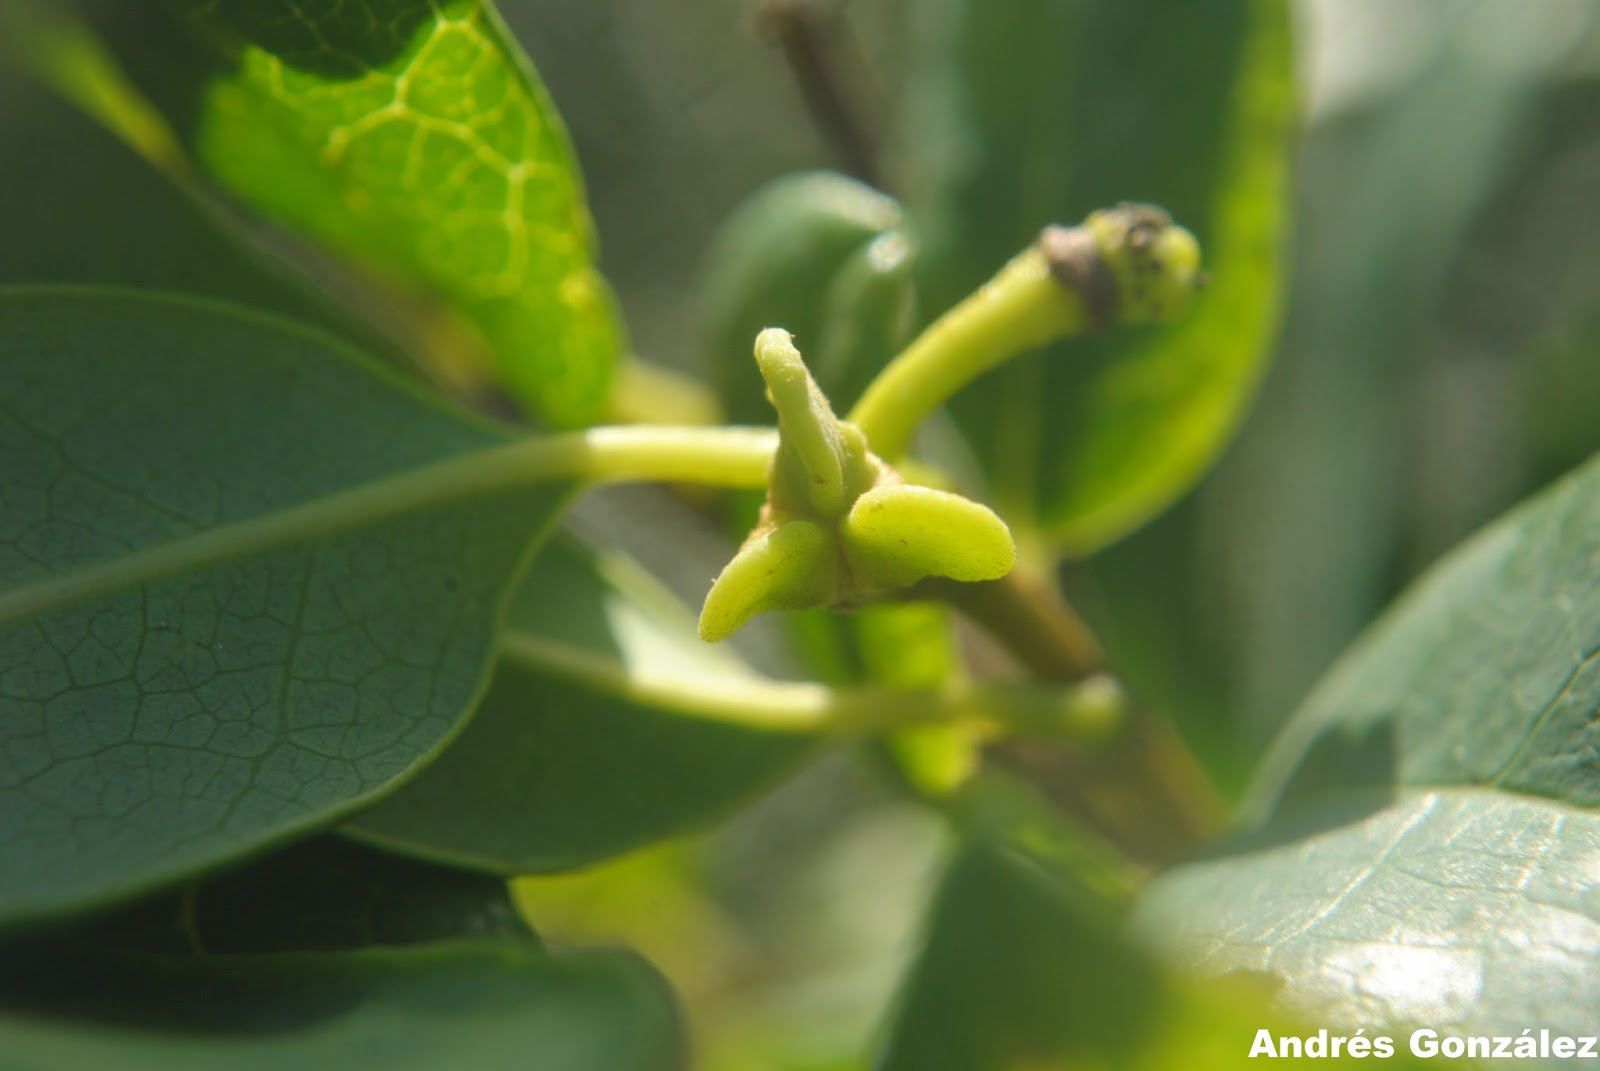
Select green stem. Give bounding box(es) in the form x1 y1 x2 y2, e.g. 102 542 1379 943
500 632 1125 741
918 566 1105 682
847 246 1086 459
0 425 777 629
7 1 194 182
848 205 1203 460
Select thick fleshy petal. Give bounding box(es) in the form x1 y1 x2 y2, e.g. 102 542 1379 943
698 519 839 642
842 485 1017 591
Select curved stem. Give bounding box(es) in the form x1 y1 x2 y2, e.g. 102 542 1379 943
574 425 776 486
849 205 1203 460
500 632 1125 741
0 425 777 629
917 566 1105 681
847 247 1089 459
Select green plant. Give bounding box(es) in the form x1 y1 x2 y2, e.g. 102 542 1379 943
5 2 1600 1069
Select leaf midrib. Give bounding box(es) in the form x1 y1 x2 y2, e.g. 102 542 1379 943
0 426 776 629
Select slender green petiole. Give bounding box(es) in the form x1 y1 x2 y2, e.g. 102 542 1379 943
848 205 1203 460
502 632 1126 741
849 246 1084 460
0 425 778 630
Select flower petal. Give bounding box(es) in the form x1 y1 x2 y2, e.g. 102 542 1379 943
698 519 839 642
842 485 1016 591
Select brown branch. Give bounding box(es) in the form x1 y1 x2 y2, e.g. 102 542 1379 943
922 566 1227 863
754 0 880 188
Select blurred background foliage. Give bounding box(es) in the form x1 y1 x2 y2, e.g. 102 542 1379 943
494 0 1600 783
6 0 1600 1066
500 1 1600 1062
518 1 1600 1062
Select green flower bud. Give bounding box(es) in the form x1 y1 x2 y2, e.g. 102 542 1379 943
1072 202 1203 327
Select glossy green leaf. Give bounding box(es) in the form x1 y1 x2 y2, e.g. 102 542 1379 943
0 289 571 928
1133 451 1600 1045
344 535 818 873
902 0 1295 552
144 0 622 425
0 938 681 1071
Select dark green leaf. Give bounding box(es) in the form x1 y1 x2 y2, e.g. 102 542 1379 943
1134 451 1600 1046
878 842 1158 1071
346 535 817 873
0 27 431 390
0 938 681 1071
902 0 1295 552
0 289 570 927
0 49 309 315
79 836 534 956
141 0 622 425
879 833 1431 1070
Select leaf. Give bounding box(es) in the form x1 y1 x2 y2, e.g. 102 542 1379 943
1132 452 1600 1044
0 288 571 928
0 23 436 412
878 836 1434 1070
0 44 305 314
0 938 681 1071
345 534 817 873
84 835 537 956
699 170 908 423
143 0 622 425
900 0 1295 552
0 825 685 1069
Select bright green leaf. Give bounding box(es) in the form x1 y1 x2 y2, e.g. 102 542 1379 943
345 535 817 873
902 0 1295 552
0 288 571 928
0 938 681 1071
152 0 622 425
1134 451 1600 1045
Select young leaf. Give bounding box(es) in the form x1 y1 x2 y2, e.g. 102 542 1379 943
1133 451 1600 1042
130 0 622 425
344 535 817 873
901 0 1295 552
0 289 572 928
